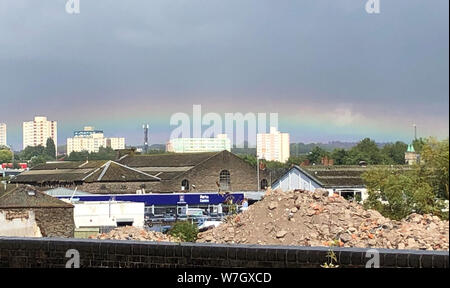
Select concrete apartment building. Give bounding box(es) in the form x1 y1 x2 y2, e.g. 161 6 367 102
166 134 231 153
106 137 126 151
0 123 6 147
257 127 290 163
67 126 125 154
23 116 57 150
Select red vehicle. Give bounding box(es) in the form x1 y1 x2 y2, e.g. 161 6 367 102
1 163 28 169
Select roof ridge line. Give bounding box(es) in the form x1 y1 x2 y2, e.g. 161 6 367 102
111 161 161 181
78 160 89 168
271 165 325 188
97 161 112 181
295 165 325 187
81 167 102 181
0 185 20 201
118 154 129 161
172 150 225 180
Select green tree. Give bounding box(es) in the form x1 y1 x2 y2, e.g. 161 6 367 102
89 147 116 160
412 138 426 153
381 141 408 165
44 138 56 159
264 160 287 170
66 147 116 161
307 146 329 164
347 138 387 165
331 148 349 165
239 154 257 167
30 154 54 167
67 151 90 161
287 155 308 166
420 138 449 199
168 221 199 242
363 167 440 220
19 145 46 160
363 138 449 220
0 149 13 163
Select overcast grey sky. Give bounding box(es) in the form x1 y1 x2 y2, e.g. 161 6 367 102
0 0 448 149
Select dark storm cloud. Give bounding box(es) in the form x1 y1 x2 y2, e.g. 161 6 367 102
0 0 448 147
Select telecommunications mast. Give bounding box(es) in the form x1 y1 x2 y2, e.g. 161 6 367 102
143 124 149 153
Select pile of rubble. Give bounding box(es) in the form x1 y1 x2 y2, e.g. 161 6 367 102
197 189 449 251
91 226 180 242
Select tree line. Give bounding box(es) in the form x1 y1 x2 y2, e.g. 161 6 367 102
293 138 427 166
0 138 56 167
237 137 428 169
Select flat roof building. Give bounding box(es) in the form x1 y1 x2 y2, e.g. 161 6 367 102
67 126 125 154
0 123 6 147
166 134 231 153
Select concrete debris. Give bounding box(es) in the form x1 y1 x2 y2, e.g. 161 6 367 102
268 201 278 210
276 230 288 238
90 226 180 242
197 189 449 251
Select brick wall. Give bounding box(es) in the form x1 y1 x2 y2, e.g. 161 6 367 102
73 152 268 193
0 237 447 268
33 208 75 238
162 152 269 193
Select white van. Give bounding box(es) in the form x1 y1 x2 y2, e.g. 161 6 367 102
186 208 206 217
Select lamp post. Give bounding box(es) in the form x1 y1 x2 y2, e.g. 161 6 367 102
256 152 260 192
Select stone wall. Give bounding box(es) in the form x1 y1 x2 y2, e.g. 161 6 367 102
161 152 270 193
77 182 162 194
0 237 447 268
0 208 74 238
33 208 75 238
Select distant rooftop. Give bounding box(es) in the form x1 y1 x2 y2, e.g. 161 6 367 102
272 165 411 188
118 151 220 168
0 185 74 209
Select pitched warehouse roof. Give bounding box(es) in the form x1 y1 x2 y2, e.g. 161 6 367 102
118 151 223 180
12 160 160 184
118 152 219 167
31 160 107 170
12 151 239 184
83 161 161 182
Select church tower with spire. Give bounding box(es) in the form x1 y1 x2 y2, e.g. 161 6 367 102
405 144 419 165
405 124 419 165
